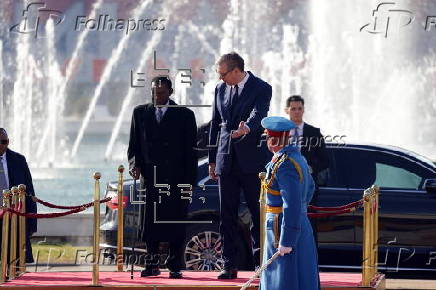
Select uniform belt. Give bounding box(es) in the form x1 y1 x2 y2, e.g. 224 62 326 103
266 205 283 214
267 188 280 196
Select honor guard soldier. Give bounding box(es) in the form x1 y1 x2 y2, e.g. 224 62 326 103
260 116 320 290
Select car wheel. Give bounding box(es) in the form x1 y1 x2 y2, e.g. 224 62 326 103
183 224 225 271
183 223 251 271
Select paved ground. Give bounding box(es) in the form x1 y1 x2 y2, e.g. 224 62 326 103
386 279 436 289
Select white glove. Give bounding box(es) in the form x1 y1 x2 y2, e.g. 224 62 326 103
278 245 292 256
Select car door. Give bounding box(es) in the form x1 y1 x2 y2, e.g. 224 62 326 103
347 148 436 272
317 146 357 268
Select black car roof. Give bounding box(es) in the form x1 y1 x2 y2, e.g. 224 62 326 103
326 142 436 173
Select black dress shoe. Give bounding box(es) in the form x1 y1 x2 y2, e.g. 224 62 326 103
217 269 238 279
140 268 161 277
169 271 183 279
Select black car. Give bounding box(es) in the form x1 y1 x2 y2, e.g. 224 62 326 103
100 142 436 273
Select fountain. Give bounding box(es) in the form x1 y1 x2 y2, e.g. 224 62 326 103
70 0 155 157
36 0 104 162
0 0 435 210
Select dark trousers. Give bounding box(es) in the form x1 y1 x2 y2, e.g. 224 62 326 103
0 219 34 264
145 239 185 272
219 157 261 270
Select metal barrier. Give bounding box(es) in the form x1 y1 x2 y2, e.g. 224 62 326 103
116 165 125 272
0 166 126 285
1 189 11 282
258 172 266 267
362 185 380 286
92 172 101 286
18 184 27 275
9 187 18 279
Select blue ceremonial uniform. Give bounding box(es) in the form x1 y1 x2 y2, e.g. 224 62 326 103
260 117 320 290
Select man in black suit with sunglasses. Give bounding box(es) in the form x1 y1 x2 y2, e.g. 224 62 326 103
0 128 37 263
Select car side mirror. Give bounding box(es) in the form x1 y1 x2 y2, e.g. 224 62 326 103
424 179 436 194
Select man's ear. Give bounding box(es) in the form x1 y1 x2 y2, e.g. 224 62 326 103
169 88 174 95
284 107 289 114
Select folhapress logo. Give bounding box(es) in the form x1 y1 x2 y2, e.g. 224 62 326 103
75 15 166 35
360 2 414 38
10 2 65 38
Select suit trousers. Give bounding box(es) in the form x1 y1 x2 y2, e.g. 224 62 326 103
145 240 185 272
218 155 261 270
0 218 34 264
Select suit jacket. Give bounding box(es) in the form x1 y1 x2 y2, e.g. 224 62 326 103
2 149 37 263
208 71 272 175
5 149 37 233
301 123 329 185
127 99 197 241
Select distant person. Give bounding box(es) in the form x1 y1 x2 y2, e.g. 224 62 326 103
285 95 329 187
0 128 37 263
128 76 197 279
260 116 320 290
208 52 272 279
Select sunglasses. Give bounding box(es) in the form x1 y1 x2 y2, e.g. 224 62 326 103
0 140 8 145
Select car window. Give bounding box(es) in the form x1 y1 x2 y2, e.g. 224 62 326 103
325 148 350 188
346 149 376 189
375 163 422 189
345 148 426 190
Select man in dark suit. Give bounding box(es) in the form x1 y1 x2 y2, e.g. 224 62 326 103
0 128 37 263
208 52 272 279
285 95 329 186
128 76 197 279
285 95 329 253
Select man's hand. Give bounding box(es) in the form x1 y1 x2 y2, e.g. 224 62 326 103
129 167 141 180
231 121 250 139
278 245 292 256
208 163 218 180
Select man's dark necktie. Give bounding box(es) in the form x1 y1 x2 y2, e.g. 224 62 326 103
229 85 239 118
294 128 301 151
230 85 239 106
156 108 163 123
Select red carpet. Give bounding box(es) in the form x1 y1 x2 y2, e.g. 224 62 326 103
3 271 364 287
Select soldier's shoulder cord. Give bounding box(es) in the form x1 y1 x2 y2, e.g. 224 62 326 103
286 156 303 184
267 154 288 187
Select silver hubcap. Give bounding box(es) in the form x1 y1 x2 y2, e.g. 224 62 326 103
184 231 224 271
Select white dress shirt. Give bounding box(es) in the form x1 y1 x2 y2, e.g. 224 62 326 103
294 122 304 137
225 72 251 132
291 122 304 150
224 71 250 100
0 151 9 189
